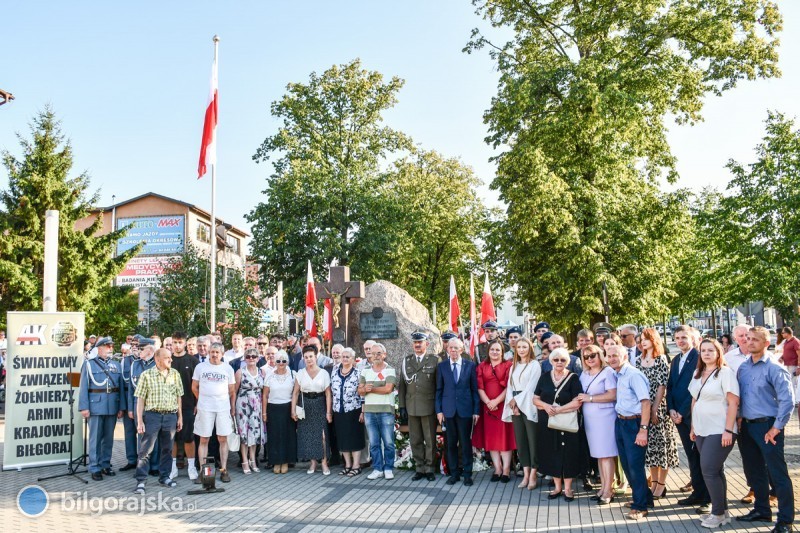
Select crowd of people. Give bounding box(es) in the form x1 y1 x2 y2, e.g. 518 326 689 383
76 321 798 532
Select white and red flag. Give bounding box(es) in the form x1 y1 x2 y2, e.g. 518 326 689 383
469 274 477 357
449 275 461 334
305 261 318 337
479 271 497 343
322 298 332 342
198 49 218 179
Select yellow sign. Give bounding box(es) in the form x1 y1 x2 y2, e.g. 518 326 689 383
3 312 85 470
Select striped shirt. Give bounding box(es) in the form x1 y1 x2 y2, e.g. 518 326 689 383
134 366 184 412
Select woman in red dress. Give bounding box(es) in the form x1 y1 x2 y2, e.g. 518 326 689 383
472 340 517 482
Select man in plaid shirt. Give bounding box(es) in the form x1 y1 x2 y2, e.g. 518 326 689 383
133 348 184 494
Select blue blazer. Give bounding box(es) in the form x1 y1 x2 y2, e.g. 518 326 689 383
666 348 698 419
435 359 480 418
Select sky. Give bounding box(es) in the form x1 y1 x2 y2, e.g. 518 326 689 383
2 1 799 238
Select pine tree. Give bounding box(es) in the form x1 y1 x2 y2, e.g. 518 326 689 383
0 108 136 328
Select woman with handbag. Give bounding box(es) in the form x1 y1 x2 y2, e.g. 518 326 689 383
331 347 366 476
534 347 585 501
262 351 297 474
291 344 333 475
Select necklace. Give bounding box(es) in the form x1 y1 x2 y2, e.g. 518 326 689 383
552 371 568 385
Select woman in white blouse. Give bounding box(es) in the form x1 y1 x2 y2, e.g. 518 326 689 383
502 336 542 489
262 350 296 474
292 345 333 475
689 339 740 529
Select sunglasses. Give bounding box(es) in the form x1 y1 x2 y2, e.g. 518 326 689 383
245 355 259 360
257 342 268 346
582 354 598 360
276 359 288 364
552 359 568 363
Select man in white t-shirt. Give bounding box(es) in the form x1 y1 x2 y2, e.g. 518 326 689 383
192 342 236 483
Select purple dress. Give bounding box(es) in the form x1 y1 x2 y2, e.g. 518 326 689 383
580 366 618 458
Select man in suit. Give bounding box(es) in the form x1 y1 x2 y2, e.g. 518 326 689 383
667 325 710 513
618 324 641 366
435 338 480 486
398 331 439 481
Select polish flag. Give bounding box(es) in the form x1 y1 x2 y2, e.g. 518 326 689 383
469 274 477 357
322 298 332 342
305 261 318 337
198 48 218 179
449 275 461 334
479 271 496 343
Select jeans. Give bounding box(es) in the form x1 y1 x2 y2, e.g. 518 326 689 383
135 411 177 483
365 412 396 472
695 434 735 515
88 415 118 473
740 418 795 524
615 417 653 511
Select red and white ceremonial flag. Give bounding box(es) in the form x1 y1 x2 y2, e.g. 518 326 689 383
322 298 332 342
479 271 497 343
305 261 318 337
198 46 219 179
469 274 478 357
449 275 461 334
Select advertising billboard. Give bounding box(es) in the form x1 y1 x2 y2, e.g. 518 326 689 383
116 215 185 256
115 255 175 288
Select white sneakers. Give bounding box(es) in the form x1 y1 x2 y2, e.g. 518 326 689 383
188 464 199 481
384 470 394 480
367 470 384 480
170 464 179 480
700 512 732 528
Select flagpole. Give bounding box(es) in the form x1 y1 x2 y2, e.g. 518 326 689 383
209 34 220 332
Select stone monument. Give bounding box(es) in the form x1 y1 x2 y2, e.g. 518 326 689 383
350 280 441 367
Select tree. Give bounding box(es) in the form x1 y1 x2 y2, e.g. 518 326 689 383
248 60 493 313
150 245 261 342
0 109 136 328
467 0 782 330
711 112 800 322
86 285 140 340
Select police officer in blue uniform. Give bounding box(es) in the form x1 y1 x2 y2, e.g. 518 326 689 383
120 344 139 471
79 336 126 480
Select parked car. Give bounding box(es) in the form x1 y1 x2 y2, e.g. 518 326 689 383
768 329 778 349
701 329 723 339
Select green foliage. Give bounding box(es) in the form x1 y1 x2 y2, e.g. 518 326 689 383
150 245 261 343
86 285 140 340
248 60 493 315
0 108 136 328
467 0 782 330
711 112 800 321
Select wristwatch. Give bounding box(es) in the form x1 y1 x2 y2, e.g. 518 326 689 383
639 425 649 431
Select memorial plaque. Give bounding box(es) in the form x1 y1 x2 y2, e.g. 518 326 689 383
359 307 398 339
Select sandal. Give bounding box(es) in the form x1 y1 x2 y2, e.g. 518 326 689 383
242 462 251 475
249 460 260 473
339 467 352 476
652 481 666 499
346 467 362 477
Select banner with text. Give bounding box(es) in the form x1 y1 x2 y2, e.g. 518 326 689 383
3 312 85 470
116 215 185 256
116 255 175 288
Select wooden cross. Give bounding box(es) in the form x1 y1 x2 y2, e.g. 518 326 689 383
315 265 365 345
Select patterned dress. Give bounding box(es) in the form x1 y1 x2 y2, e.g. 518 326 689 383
236 367 265 446
636 356 679 468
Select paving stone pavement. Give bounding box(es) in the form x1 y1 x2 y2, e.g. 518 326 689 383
1 418 799 532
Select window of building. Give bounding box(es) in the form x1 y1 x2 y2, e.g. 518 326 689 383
226 235 241 255
197 221 211 244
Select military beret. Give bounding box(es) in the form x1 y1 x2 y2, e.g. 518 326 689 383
534 322 550 332
411 331 429 341
506 326 523 336
540 331 554 343
482 320 499 330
